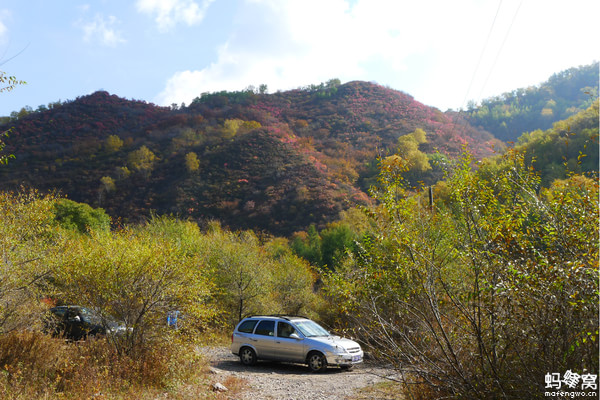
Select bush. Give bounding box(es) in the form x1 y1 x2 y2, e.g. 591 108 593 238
0 330 205 399
204 225 319 325
324 149 599 399
55 223 216 356
0 190 65 334
52 198 110 233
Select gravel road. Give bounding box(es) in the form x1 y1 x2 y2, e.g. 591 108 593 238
199 346 400 400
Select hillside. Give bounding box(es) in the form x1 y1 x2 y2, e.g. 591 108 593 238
515 100 599 186
191 80 499 156
0 81 502 235
463 62 598 142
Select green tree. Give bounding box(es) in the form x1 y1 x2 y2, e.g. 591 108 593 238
207 228 271 323
221 119 244 138
185 152 200 172
99 176 116 205
320 223 357 270
104 134 124 153
0 190 64 333
394 128 432 173
53 199 111 233
171 127 204 150
203 223 318 324
324 148 599 399
516 100 599 186
116 166 131 180
0 131 14 165
270 253 318 315
56 223 215 355
291 224 322 266
100 176 116 192
240 120 261 134
127 145 157 178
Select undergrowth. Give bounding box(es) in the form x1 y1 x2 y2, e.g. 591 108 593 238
0 330 231 399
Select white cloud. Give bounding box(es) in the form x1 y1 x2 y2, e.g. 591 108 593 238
0 10 10 45
155 0 450 106
0 21 6 43
80 14 126 47
155 0 600 110
136 0 215 32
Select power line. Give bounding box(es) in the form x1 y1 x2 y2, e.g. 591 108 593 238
477 0 524 102
460 0 504 110
445 1 523 157
0 42 31 67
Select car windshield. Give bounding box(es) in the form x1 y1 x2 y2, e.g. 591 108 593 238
293 320 330 337
78 307 102 324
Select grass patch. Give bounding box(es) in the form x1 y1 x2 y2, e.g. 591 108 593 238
350 381 405 400
0 330 238 399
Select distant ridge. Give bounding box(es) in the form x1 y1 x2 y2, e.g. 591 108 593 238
1 69 594 234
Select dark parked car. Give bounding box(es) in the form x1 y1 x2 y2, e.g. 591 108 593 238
45 306 124 340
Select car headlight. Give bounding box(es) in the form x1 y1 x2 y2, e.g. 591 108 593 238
332 345 347 354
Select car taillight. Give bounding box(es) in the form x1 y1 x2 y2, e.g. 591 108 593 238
231 333 234 343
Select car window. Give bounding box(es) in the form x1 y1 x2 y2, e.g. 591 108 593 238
78 308 101 324
254 320 275 336
66 309 81 320
277 322 296 338
294 320 330 337
51 308 67 318
237 319 258 333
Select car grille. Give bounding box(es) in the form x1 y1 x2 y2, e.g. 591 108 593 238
347 347 361 353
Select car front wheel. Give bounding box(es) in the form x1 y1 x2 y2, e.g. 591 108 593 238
307 352 327 372
239 347 257 366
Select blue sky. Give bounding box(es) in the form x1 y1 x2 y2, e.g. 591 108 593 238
0 0 597 116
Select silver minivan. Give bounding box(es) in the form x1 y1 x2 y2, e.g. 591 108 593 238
231 315 363 372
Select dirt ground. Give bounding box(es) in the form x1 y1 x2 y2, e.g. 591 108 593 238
199 346 402 400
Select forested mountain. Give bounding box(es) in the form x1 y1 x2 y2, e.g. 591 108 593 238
515 100 599 186
0 81 499 235
0 67 596 235
463 62 598 142
1 66 597 400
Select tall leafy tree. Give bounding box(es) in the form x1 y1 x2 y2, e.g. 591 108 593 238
56 218 216 355
127 145 157 178
0 190 65 333
516 100 599 185
185 152 200 172
324 148 598 399
104 134 124 153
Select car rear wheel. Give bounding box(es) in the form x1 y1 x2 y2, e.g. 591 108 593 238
239 347 257 366
307 351 327 372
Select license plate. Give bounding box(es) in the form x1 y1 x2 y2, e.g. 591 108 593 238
352 355 362 362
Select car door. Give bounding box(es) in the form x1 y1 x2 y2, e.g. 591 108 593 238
65 307 86 340
252 320 278 359
232 318 259 353
48 307 68 337
274 321 305 362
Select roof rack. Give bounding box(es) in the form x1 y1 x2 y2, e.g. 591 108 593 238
242 314 310 321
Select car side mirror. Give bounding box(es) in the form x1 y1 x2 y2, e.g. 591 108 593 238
289 333 302 340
